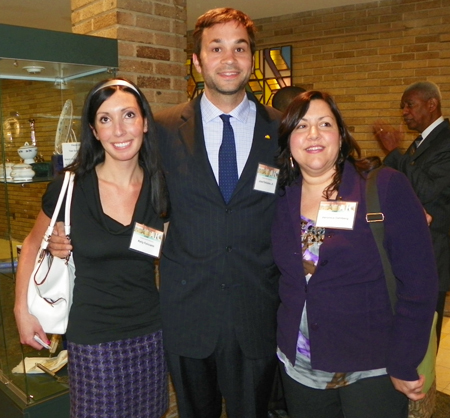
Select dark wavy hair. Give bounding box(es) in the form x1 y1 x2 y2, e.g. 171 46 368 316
277 90 380 197
192 8 256 58
66 77 168 216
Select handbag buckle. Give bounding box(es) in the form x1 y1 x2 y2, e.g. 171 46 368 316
366 212 385 223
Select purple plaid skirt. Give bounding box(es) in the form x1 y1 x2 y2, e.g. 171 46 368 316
67 330 168 418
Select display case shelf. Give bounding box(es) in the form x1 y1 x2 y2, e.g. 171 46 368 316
0 23 117 417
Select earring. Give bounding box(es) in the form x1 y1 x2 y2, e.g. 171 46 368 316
290 155 295 169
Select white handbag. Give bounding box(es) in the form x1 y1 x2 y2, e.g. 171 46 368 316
27 171 75 334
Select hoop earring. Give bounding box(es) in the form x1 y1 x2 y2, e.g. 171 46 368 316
290 155 295 169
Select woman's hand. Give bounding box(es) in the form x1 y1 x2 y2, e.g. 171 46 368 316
14 306 49 350
48 222 73 258
14 210 53 350
390 375 426 401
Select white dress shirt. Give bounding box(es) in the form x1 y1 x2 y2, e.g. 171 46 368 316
200 94 256 183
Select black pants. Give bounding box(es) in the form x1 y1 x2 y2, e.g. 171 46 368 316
280 364 408 418
166 340 277 418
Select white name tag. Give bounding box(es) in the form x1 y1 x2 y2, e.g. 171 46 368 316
254 163 279 194
62 142 80 167
316 201 358 230
129 222 164 258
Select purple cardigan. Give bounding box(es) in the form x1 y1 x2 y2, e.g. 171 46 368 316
272 162 438 381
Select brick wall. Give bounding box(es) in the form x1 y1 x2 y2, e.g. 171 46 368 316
252 0 450 157
187 0 449 158
71 0 188 113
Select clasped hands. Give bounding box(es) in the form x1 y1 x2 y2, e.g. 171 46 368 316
390 375 427 401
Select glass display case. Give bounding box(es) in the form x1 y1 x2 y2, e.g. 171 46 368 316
0 24 117 418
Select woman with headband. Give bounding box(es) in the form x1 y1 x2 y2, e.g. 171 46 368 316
14 78 169 418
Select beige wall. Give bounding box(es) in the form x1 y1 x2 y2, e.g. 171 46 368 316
253 0 450 157
71 0 188 113
188 0 450 158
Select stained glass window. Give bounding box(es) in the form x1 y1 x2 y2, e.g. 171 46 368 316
186 45 293 106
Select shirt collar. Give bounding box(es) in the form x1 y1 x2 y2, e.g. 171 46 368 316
200 93 251 124
421 116 444 139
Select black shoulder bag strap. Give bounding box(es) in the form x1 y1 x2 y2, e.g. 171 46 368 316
365 167 397 314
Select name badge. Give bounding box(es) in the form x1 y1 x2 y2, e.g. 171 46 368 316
129 222 164 258
316 201 358 230
254 163 279 194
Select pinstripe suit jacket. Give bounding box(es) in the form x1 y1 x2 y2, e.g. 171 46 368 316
155 93 281 359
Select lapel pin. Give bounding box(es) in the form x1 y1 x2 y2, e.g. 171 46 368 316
265 135 271 140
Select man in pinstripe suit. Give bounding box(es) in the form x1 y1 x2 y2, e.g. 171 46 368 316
154 8 282 418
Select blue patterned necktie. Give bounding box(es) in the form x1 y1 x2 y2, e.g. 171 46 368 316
219 114 238 204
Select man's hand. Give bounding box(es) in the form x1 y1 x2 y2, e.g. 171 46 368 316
390 375 426 401
373 120 404 152
48 222 73 258
424 209 433 226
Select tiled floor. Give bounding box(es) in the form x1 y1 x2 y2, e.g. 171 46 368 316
436 316 450 395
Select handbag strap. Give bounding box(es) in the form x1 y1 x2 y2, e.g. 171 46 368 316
365 167 397 314
41 171 74 250
64 172 75 237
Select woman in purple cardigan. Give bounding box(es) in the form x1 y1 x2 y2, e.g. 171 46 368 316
272 91 438 418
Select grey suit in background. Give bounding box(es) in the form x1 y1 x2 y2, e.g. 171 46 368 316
384 118 450 293
377 81 450 344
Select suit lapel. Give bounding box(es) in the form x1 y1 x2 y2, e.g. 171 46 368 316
232 96 279 199
178 97 224 200
286 181 303 253
412 120 447 160
178 94 279 204
412 138 430 159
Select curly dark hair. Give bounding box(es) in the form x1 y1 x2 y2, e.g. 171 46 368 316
276 90 380 197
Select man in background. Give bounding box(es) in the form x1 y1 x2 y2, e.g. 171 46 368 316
272 85 305 113
374 81 450 345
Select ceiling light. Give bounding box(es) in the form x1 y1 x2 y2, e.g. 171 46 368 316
23 65 45 74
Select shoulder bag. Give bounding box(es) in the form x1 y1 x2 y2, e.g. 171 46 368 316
366 167 437 418
27 171 75 335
